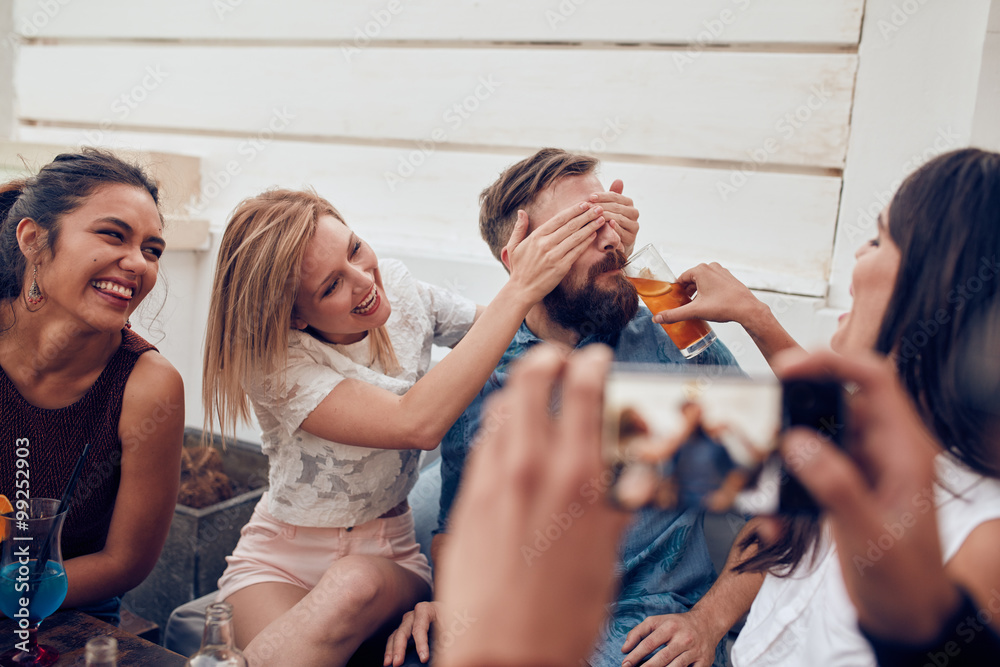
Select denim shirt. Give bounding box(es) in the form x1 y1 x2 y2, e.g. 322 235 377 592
438 307 741 667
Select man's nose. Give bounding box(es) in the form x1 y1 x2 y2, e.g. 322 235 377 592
596 220 621 251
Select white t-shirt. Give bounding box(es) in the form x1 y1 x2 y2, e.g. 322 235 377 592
245 259 476 528
731 453 1000 666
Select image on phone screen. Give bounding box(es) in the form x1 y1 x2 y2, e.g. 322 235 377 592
603 369 840 515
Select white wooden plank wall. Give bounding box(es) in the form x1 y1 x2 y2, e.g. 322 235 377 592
13 0 863 45
9 0 867 422
17 47 857 170
827 0 995 310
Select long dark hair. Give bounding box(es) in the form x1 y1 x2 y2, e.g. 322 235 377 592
0 148 161 327
737 148 1000 576
877 148 1000 477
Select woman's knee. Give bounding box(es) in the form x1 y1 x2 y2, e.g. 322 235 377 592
314 555 392 616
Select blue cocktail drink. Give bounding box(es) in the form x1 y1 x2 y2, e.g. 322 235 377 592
1 499 68 667
0 561 68 623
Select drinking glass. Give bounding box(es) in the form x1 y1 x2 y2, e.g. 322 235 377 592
0 498 69 667
625 244 717 358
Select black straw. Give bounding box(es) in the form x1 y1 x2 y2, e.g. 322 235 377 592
55 442 91 516
33 443 91 577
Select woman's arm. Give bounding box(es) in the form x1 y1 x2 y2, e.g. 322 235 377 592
652 262 802 371
61 351 184 608
300 202 606 451
945 519 1000 635
453 305 485 344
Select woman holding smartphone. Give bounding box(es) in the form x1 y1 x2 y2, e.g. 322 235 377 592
626 148 1000 667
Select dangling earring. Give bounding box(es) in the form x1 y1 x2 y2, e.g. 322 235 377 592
26 265 44 305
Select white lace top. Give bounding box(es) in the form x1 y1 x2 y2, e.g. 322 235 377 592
245 259 477 527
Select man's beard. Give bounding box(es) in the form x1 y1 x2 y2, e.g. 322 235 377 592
542 250 639 339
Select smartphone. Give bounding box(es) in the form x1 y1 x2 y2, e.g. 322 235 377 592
603 366 845 515
778 378 847 515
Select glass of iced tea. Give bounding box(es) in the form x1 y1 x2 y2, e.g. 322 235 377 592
625 244 717 358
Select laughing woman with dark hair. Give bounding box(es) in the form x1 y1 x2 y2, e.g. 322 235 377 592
618 148 1000 666
640 149 1000 666
0 149 184 624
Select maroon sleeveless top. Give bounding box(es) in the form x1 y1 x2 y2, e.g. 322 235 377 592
0 329 156 560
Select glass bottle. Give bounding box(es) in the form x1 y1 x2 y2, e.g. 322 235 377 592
184 602 248 667
84 636 117 667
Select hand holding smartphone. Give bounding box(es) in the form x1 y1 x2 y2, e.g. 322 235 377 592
603 367 845 515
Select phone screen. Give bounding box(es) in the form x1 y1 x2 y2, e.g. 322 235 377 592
603 367 844 515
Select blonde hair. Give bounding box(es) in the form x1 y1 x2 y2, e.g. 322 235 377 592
203 188 399 442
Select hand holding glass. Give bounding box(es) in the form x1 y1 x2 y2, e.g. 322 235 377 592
625 244 717 358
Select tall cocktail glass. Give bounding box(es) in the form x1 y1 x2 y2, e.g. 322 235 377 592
0 498 69 667
625 244 717 358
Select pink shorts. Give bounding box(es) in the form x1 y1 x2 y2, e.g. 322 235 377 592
216 496 433 603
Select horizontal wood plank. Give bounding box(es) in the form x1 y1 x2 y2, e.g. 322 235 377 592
0 140 210 249
12 0 864 46
17 125 843 295
17 45 857 168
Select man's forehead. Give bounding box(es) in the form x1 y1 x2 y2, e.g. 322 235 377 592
531 173 604 225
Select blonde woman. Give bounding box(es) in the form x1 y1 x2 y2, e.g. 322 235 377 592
203 188 616 666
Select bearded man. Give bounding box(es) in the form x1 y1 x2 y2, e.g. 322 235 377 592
387 148 755 667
